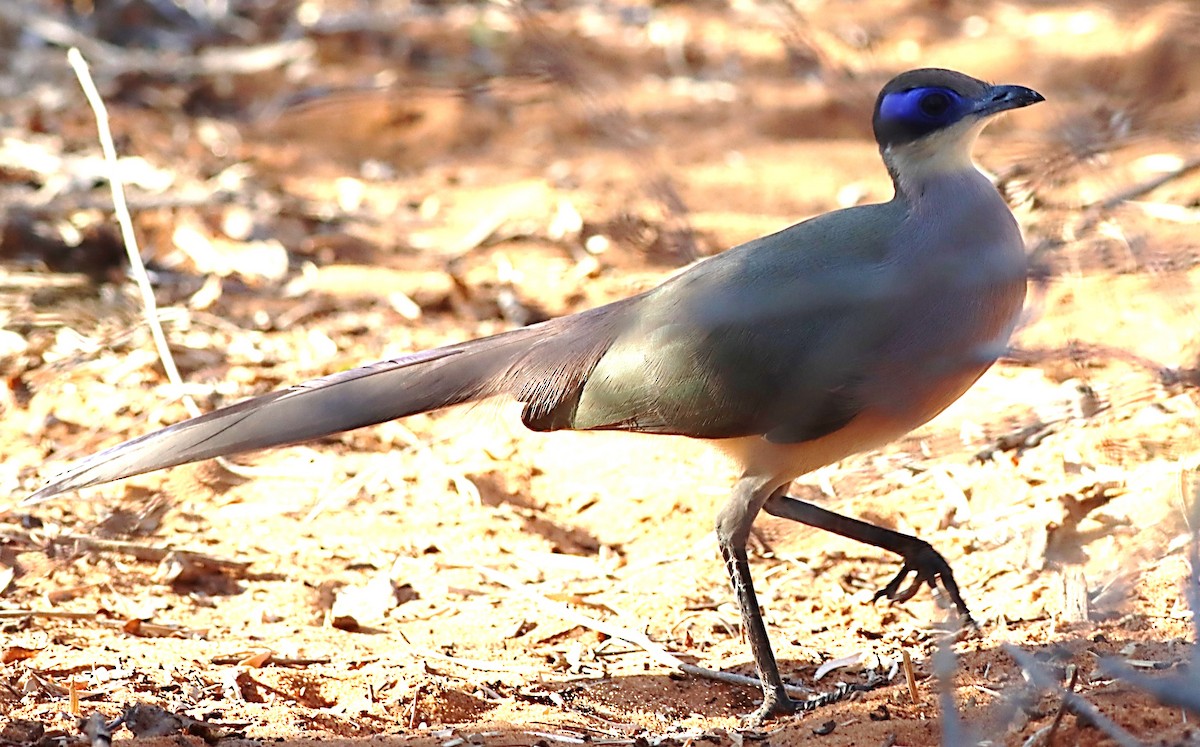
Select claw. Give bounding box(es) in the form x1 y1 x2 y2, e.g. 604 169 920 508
871 538 975 626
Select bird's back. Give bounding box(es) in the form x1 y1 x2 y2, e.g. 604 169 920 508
547 169 1025 458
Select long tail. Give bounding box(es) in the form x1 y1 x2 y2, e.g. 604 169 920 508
26 301 631 503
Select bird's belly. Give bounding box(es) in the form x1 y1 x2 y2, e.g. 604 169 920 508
712 343 999 486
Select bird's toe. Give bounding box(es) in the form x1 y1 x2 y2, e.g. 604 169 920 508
871 539 975 624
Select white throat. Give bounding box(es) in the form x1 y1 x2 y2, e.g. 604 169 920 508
884 117 991 199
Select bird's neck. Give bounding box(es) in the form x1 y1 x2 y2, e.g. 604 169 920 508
882 119 989 205
887 160 1025 281
892 164 997 215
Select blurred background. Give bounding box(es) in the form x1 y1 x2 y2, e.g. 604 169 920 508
2 2 1200 745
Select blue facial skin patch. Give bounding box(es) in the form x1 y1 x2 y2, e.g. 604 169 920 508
878 87 972 133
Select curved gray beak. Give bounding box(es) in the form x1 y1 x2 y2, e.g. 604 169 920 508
974 84 1045 117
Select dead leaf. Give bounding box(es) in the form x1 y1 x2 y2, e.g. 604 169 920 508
1 645 38 664
238 650 273 668
330 573 417 630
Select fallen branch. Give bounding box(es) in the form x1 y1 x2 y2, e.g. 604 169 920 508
0 526 249 572
209 652 332 667
0 610 204 637
476 565 811 699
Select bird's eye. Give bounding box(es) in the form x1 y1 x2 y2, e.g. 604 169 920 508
874 86 967 145
919 91 951 117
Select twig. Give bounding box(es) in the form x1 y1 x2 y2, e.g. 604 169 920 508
1021 724 1049 747
934 627 974 747
1043 665 1078 746
1180 482 1200 653
901 648 919 704
65 48 264 482
0 609 202 638
298 7 417 35
0 267 93 291
1006 645 1146 747
104 618 207 637
68 49 200 420
401 646 539 673
475 565 811 698
209 653 332 667
302 455 391 522
0 610 98 620
0 527 249 570
525 731 586 745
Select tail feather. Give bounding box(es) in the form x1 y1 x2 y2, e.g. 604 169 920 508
26 303 632 504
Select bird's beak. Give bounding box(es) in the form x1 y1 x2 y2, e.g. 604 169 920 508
973 84 1045 117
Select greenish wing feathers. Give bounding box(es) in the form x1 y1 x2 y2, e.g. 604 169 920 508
554 202 906 442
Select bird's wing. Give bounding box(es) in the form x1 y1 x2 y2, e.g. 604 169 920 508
539 202 910 442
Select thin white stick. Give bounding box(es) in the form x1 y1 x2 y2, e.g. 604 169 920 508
66 47 201 419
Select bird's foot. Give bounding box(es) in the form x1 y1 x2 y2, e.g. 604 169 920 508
871 538 976 627
741 688 797 726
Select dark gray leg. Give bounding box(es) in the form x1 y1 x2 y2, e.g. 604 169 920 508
715 479 797 724
762 492 973 623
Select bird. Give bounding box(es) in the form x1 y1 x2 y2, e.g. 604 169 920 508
27 68 1043 724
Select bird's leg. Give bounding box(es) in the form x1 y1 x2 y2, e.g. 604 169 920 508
762 492 974 624
716 479 797 724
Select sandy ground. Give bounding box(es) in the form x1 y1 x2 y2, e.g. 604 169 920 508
3 2 1200 745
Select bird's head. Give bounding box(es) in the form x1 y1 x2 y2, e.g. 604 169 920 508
872 68 1044 191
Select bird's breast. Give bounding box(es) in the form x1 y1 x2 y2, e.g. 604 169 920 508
717 172 1028 484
